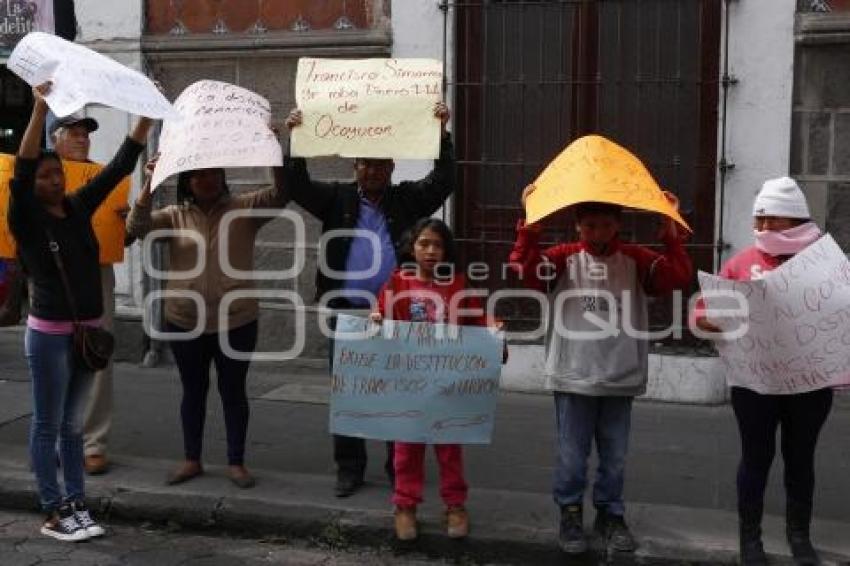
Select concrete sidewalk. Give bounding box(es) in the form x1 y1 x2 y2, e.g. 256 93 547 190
0 444 848 565
1 329 849 563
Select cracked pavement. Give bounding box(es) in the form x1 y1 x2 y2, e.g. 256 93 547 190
0 509 448 566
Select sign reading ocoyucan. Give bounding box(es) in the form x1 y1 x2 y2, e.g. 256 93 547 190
291 57 444 160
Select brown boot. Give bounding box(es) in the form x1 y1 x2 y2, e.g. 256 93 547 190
394 506 417 541
165 460 203 485
84 454 109 475
446 506 469 539
227 465 256 489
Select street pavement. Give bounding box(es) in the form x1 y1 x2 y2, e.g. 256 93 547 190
0 508 448 565
1 328 849 564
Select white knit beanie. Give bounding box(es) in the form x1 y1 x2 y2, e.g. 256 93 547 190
752 177 811 219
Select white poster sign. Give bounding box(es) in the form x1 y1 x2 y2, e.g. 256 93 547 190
698 234 850 394
152 80 282 190
7 32 174 119
291 57 443 159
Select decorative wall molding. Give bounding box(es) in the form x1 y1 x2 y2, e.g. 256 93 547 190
141 29 392 60
796 12 850 43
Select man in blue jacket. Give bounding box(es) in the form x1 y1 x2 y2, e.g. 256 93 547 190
284 102 455 497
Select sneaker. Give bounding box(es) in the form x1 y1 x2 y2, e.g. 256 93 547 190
595 510 637 553
40 504 89 542
446 506 469 539
394 506 417 541
558 504 587 554
71 500 105 538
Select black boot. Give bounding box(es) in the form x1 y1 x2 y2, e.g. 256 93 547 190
786 500 821 566
739 505 768 566
559 504 587 555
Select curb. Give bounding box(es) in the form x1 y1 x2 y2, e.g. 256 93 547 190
0 474 754 565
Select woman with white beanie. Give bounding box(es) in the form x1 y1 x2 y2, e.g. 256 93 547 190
695 176 832 566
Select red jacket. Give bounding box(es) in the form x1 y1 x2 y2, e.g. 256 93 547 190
692 245 785 322
509 221 693 295
375 268 489 327
507 221 693 396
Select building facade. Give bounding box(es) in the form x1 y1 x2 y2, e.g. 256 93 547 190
2 0 847 402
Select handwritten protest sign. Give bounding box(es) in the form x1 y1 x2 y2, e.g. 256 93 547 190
291 58 443 159
151 80 282 191
698 234 850 394
526 135 690 230
330 314 503 444
0 154 130 263
6 32 174 119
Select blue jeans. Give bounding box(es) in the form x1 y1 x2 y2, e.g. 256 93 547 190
26 328 93 512
553 392 633 516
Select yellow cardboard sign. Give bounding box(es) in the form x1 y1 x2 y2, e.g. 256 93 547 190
0 154 131 263
525 135 691 231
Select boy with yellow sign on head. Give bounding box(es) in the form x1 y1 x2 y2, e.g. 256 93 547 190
508 135 693 555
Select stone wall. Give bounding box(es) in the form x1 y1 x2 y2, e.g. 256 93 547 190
139 22 392 366
792 13 850 248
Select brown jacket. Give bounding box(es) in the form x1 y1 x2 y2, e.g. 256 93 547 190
127 181 288 333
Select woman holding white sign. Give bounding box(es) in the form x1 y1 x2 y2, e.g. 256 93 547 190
127 151 288 490
10 82 154 542
694 177 832 566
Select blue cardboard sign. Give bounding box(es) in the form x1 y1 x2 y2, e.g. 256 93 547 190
330 314 503 444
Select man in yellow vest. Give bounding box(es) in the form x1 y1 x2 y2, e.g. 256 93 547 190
50 113 125 475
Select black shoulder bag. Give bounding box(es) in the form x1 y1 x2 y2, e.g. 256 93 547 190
0 262 25 326
45 230 114 371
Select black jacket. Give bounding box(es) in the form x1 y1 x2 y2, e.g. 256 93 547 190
284 135 457 300
9 138 143 321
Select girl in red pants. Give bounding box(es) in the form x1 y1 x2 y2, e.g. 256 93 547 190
371 218 503 541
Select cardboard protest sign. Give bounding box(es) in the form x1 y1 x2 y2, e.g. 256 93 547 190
0 154 130 264
525 135 691 230
151 80 282 191
698 234 850 394
6 32 174 119
291 57 443 159
330 314 503 444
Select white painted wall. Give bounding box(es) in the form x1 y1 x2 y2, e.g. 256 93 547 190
74 0 147 307
501 346 728 404
74 0 142 42
390 0 453 221
718 0 796 265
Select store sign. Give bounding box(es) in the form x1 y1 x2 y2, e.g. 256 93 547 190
1 1 53 55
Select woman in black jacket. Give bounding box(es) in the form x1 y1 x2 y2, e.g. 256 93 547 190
9 82 153 542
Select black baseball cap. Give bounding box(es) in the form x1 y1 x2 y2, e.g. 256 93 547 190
49 113 99 137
